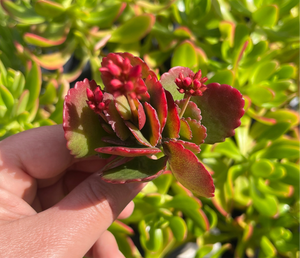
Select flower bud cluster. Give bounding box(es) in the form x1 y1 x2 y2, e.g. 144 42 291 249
175 70 208 96
86 87 108 114
99 54 148 99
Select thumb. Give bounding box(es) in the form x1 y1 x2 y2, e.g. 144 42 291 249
5 174 144 258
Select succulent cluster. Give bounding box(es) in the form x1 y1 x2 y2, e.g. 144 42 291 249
63 52 244 198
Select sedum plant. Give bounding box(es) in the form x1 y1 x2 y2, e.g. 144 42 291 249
63 52 244 198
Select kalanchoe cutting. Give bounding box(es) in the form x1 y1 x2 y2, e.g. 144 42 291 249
63 52 245 198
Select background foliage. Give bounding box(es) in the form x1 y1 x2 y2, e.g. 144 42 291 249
0 0 299 257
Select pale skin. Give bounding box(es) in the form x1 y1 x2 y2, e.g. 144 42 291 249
0 125 144 257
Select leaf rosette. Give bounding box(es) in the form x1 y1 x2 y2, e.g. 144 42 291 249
63 52 245 198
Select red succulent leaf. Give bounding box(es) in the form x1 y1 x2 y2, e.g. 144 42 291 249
125 121 152 147
95 146 161 157
163 141 214 198
185 118 207 145
133 98 146 130
176 99 202 122
162 90 180 139
145 75 168 132
103 93 131 141
101 156 168 183
173 139 201 154
142 102 161 146
179 118 192 140
63 79 109 158
191 83 245 144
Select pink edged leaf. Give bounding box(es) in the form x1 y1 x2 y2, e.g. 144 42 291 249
142 102 161 146
185 117 207 145
95 146 161 157
115 95 132 120
24 33 67 47
125 121 152 147
163 140 214 198
63 79 109 158
103 93 131 141
145 75 168 132
179 118 192 140
101 156 168 183
160 66 194 101
176 99 202 122
133 98 146 130
191 83 245 144
162 90 180 139
174 139 201 154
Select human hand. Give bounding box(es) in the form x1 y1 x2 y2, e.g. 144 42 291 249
0 125 144 258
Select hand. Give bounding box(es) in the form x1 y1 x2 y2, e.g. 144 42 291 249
0 125 144 258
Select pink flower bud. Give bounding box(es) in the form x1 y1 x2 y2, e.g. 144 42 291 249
183 77 192 87
125 81 134 91
129 65 142 79
86 88 94 101
107 63 121 76
110 79 123 89
94 87 103 102
194 70 202 80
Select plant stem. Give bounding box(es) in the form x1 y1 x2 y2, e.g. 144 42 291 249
179 95 191 118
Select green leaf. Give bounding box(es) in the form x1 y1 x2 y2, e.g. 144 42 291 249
110 14 155 44
250 177 278 217
81 3 125 28
250 61 278 84
207 70 234 85
171 40 198 71
39 81 57 105
24 62 41 110
213 138 242 161
168 216 187 241
2 0 45 24
246 85 274 106
152 173 173 195
195 245 214 258
101 156 168 183
260 236 277 257
251 159 274 178
253 5 279 28
34 0 65 18
16 90 29 116
0 84 14 109
164 195 201 210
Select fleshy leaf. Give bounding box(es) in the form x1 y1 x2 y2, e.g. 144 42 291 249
24 33 67 47
110 14 155 44
103 93 131 141
134 98 146 130
142 102 161 146
160 66 193 101
101 156 168 183
174 139 201 154
63 79 108 158
162 90 180 139
191 83 244 144
179 118 192 140
115 95 132 120
125 121 152 147
163 141 214 197
146 76 168 132
95 146 161 157
176 99 202 121
185 118 207 145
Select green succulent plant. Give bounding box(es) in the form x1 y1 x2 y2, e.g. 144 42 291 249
0 0 298 257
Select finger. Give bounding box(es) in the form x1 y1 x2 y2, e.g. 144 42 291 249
0 174 145 258
118 201 134 219
85 231 124 258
